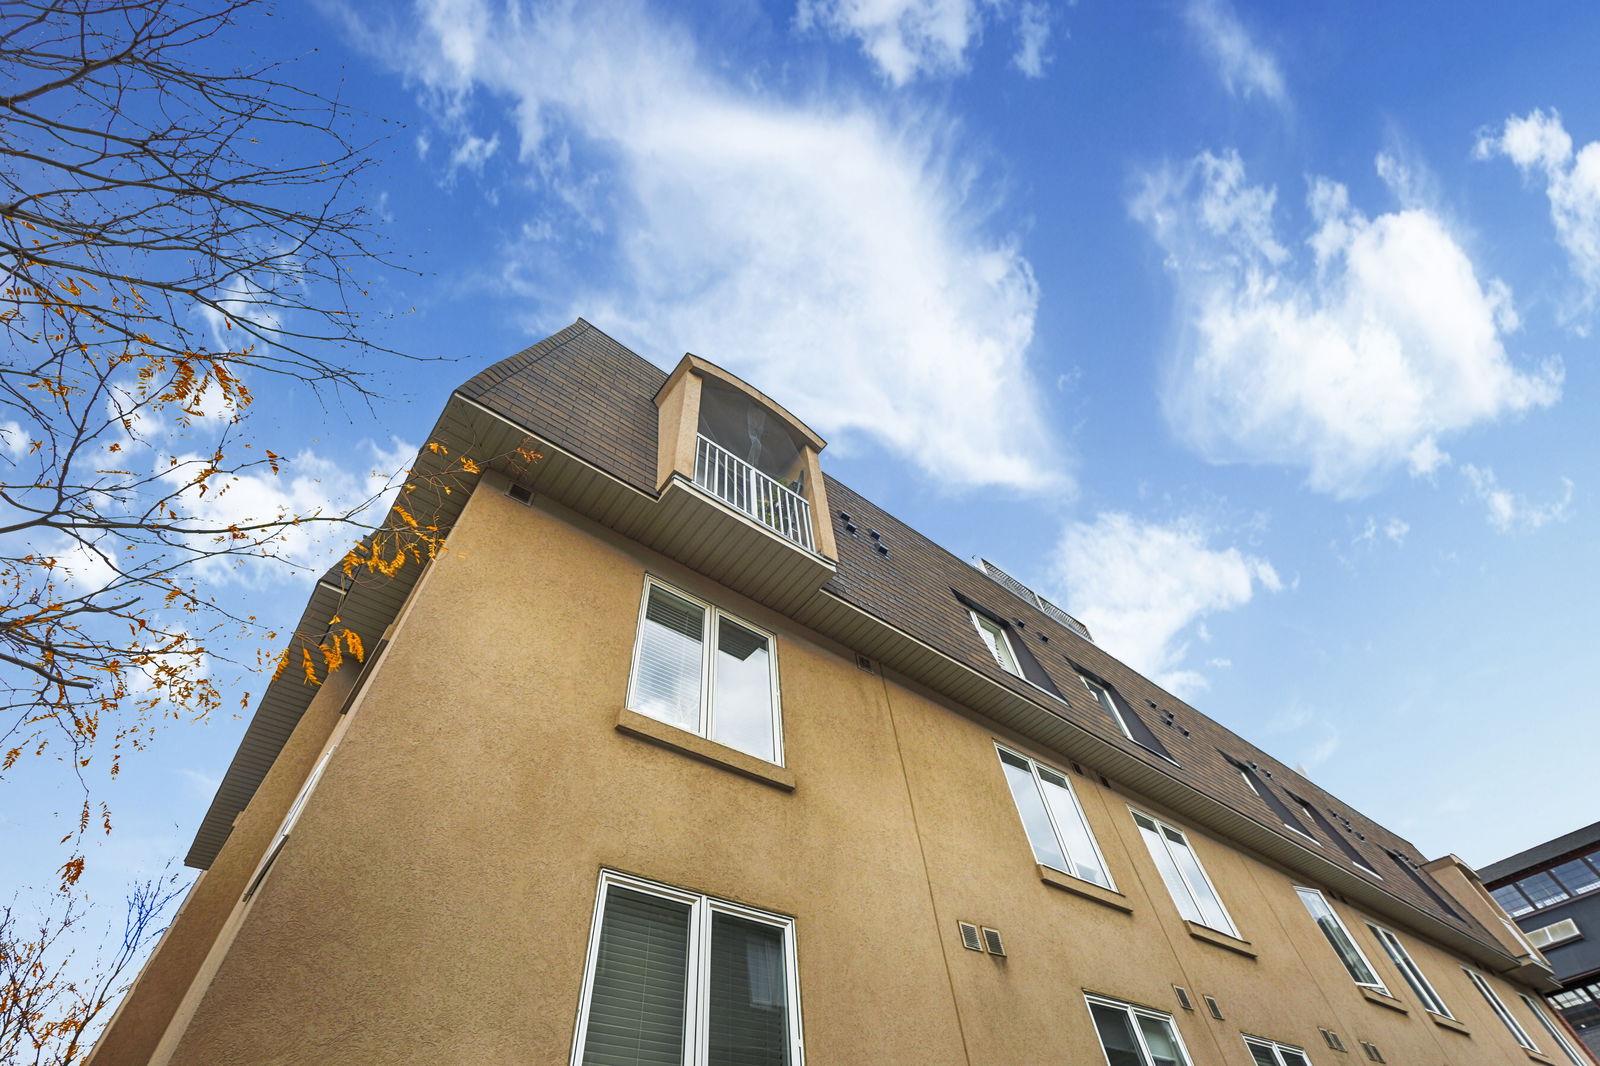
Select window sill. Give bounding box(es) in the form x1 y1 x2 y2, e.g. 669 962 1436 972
1359 987 1409 1014
1525 1051 1556 1065
615 709 796 792
1038 865 1133 913
1429 1013 1470 1036
1183 921 1257 958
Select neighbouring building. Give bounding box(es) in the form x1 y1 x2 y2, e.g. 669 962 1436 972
1481 822 1600 1060
90 321 1590 1066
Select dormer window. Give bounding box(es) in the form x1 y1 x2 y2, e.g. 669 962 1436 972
654 354 834 558
971 611 1021 676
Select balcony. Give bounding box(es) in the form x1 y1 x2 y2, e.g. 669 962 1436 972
694 434 814 551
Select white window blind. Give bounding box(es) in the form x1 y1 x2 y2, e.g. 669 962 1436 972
575 873 803 1066
627 579 782 764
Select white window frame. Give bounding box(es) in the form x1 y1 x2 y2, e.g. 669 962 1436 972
242 744 337 901
1081 675 1135 740
1294 887 1388 993
1366 922 1451 1017
571 869 805 1066
1521 992 1587 1066
1244 1035 1315 1066
970 610 1022 677
1131 808 1240 938
1464 967 1539 1052
1085 994 1197 1066
627 576 784 764
995 743 1115 890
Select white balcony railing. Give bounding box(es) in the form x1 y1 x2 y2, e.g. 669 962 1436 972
694 434 814 551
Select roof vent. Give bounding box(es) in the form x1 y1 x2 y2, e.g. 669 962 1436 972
958 921 983 952
1173 985 1194 1011
981 927 1006 957
973 558 1093 642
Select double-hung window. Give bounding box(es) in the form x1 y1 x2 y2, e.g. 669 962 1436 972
1132 810 1237 936
573 871 803 1066
1085 995 1195 1066
996 745 1113 889
1520 992 1587 1066
1464 968 1539 1052
1295 887 1386 992
970 611 1021 677
1244 1037 1314 1066
628 579 782 764
1366 922 1451 1016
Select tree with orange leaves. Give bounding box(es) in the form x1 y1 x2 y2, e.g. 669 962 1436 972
0 0 451 883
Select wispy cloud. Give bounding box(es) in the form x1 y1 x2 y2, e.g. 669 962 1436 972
1476 108 1600 325
1462 464 1573 533
1048 512 1280 697
1132 148 1562 497
795 0 1053 85
369 0 1065 494
1183 0 1287 108
1264 701 1341 769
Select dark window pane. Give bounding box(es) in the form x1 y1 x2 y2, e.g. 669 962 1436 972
1493 884 1535 918
708 912 789 1066
1090 1004 1145 1066
1520 872 1571 909
581 888 691 1066
1245 1042 1280 1066
1554 860 1600 896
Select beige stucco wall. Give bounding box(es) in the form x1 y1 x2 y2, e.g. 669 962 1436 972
134 481 1558 1066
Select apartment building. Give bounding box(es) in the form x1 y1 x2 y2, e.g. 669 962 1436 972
91 320 1586 1065
1481 822 1600 1060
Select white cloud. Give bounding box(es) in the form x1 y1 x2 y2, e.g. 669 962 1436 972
168 437 418 583
1011 1 1051 78
1476 108 1600 322
1461 464 1573 533
388 0 1063 493
796 0 1052 85
1263 700 1340 769
1353 515 1409 548
1132 149 1562 497
1048 512 1280 697
1183 0 1286 107
448 130 500 175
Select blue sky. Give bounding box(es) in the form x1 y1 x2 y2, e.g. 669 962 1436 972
8 0 1600 918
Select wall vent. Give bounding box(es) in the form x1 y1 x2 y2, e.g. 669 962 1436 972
1173 985 1194 1011
973 558 1094 642
1358 1041 1384 1063
980 927 1006 957
1319 1028 1347 1052
506 484 533 504
958 922 983 952
1203 995 1224 1020
1528 918 1582 949
854 654 876 675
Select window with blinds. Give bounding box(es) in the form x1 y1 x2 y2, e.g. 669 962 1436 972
627 579 782 764
996 745 1114 889
1132 810 1238 937
575 872 803 1066
969 611 1021 677
1295 888 1386 992
1086 996 1195 1066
